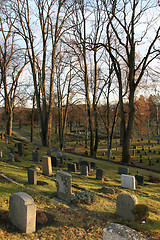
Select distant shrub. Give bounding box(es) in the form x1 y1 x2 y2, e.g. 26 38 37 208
71 191 97 204
132 204 149 222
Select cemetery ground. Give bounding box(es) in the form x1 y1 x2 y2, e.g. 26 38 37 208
0 132 160 239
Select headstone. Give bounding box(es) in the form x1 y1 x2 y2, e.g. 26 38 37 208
148 156 151 160
51 155 58 167
133 145 137 149
18 142 24 156
135 174 144 186
103 223 147 240
8 153 14 162
118 167 129 175
80 160 91 171
102 152 105 156
132 150 135 156
27 168 37 185
145 151 147 155
116 193 138 220
57 152 62 158
62 155 68 161
149 160 152 166
90 162 96 169
96 168 104 181
139 158 143 163
56 170 72 202
153 150 156 154
142 147 144 151
121 174 136 189
68 162 77 172
81 165 88 176
156 159 159 163
137 150 140 153
9 192 36 233
73 162 80 170
32 151 39 163
42 156 52 176
149 149 152 153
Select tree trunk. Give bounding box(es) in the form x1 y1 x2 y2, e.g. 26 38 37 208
5 109 13 136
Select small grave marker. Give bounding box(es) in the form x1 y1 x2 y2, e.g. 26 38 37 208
27 169 37 185
18 142 24 156
9 192 36 233
121 174 136 189
32 151 39 163
68 162 77 172
81 165 88 176
135 174 144 186
8 153 14 162
118 167 129 175
116 193 138 220
42 156 52 176
96 168 104 181
56 170 72 202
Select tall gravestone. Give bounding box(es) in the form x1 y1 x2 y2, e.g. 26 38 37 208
81 165 88 176
9 192 36 233
42 156 52 176
18 142 24 156
116 193 138 220
51 155 58 167
56 170 72 202
96 168 104 180
27 168 37 185
32 151 39 163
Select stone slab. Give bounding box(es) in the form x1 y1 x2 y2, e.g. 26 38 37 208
121 174 136 189
42 156 52 176
56 170 72 202
9 192 36 233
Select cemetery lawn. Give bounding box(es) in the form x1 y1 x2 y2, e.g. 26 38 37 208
0 136 160 239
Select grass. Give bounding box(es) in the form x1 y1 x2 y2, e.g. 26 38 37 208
0 129 160 239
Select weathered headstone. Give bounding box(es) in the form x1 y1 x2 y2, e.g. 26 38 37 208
135 174 144 186
8 153 14 162
156 159 160 163
51 155 58 167
116 193 138 220
81 165 88 176
121 174 136 189
102 186 115 194
56 170 72 202
68 162 77 172
60 156 65 165
132 150 135 156
9 192 36 233
149 160 152 166
118 167 129 175
73 162 80 170
42 156 52 176
27 168 37 185
32 151 39 163
90 161 96 169
96 168 104 180
18 142 24 156
80 160 91 171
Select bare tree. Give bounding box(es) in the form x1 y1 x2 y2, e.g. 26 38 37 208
101 0 160 163
0 2 27 136
13 0 73 147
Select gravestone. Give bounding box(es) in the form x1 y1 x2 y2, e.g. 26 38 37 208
32 151 39 163
42 156 52 176
116 193 138 220
149 160 152 166
9 192 36 233
81 165 88 176
51 155 58 167
102 186 115 194
8 153 14 162
56 170 72 202
139 158 143 163
156 159 160 163
68 162 77 172
60 156 65 165
118 167 129 175
135 174 144 186
142 147 144 151
145 151 147 155
18 142 24 156
57 152 62 158
80 160 91 171
154 150 156 154
121 174 136 189
96 168 104 180
27 168 37 185
133 145 137 149
73 162 80 170
62 155 68 161
90 162 96 169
